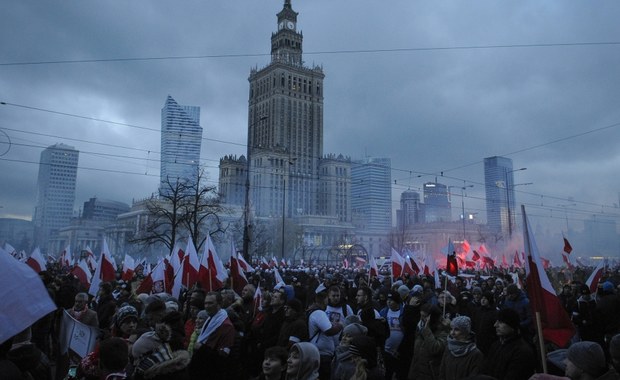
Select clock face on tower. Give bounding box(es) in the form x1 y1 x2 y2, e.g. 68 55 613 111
286 21 294 29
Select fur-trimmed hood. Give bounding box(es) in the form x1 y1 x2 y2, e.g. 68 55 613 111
142 350 190 379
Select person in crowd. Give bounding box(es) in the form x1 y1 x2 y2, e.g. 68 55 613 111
349 335 384 380
467 287 484 317
69 292 100 327
188 310 208 356
96 282 118 331
439 316 484 380
248 290 273 377
610 334 620 373
99 337 129 380
473 291 499 355
559 284 578 314
132 321 191 380
331 321 368 380
407 303 449 380
530 341 618 380
111 305 139 340
189 291 236 379
137 299 167 334
278 298 309 348
184 297 203 348
572 285 604 346
399 286 423 377
482 308 536 380
0 337 22 380
381 290 405 380
240 284 257 330
356 286 388 350
437 290 458 319
307 290 344 380
253 346 289 380
6 327 52 380
325 285 354 345
595 281 620 346
500 284 533 338
286 342 320 380
261 288 287 351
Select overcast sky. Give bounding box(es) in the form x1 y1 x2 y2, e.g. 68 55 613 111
1 0 619 249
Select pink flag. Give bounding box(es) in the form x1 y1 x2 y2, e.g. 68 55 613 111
121 254 135 281
26 247 47 273
585 260 606 294
390 248 405 280
522 206 575 348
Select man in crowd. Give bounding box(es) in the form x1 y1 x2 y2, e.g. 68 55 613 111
308 291 343 380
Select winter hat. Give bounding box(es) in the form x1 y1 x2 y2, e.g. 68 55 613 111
602 281 614 292
472 286 482 295
496 308 521 331
397 285 411 299
342 323 368 338
349 336 377 368
114 305 138 328
506 284 520 296
196 310 208 320
286 298 303 313
344 314 362 326
567 341 607 377
450 316 472 335
165 300 179 311
481 291 495 305
412 284 423 294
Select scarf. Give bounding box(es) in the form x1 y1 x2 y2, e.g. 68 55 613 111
447 336 477 357
197 309 228 345
70 305 89 321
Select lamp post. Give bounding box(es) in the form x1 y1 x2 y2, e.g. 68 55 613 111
503 167 528 239
242 115 269 263
449 184 474 241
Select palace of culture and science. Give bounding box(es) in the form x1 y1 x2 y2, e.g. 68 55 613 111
219 1 392 258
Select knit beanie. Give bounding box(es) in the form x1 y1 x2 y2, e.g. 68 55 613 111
567 341 607 377
450 316 472 335
497 308 520 331
397 285 411 299
114 305 138 329
344 314 362 326
196 310 208 320
342 323 368 338
349 336 377 368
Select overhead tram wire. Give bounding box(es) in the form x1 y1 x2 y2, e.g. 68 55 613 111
1 41 619 67
3 102 620 217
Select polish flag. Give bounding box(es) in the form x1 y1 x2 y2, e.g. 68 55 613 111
26 247 47 273
230 241 249 295
121 254 135 282
522 205 575 348
461 239 471 254
169 243 184 275
85 246 97 272
472 250 481 261
237 254 255 273
197 234 227 291
561 253 573 270
501 254 509 269
280 257 287 268
88 241 116 296
481 256 495 269
513 251 522 268
273 267 285 289
402 256 416 276
72 259 93 287
136 260 166 295
369 255 379 278
260 256 270 270
253 286 263 314
182 239 200 288
563 237 573 254
270 256 279 268
585 259 606 294
59 245 72 268
446 240 458 276
390 248 405 280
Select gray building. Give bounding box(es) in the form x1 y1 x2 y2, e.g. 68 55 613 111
218 155 247 206
397 189 422 228
319 154 351 222
351 157 392 233
33 143 79 251
82 197 130 222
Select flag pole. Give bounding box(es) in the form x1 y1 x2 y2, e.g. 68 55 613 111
442 273 448 317
535 311 548 373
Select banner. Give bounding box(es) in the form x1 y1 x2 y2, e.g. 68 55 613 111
59 310 100 358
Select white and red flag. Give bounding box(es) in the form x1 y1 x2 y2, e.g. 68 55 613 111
513 251 522 268
136 260 166 295
198 234 227 291
237 253 255 273
253 286 263 314
88 240 116 296
59 245 72 268
270 256 279 268
369 255 379 278
563 237 573 254
182 239 200 288
72 259 92 287
390 248 405 280
230 241 249 295
26 247 47 273
85 246 97 272
585 259 606 294
273 267 285 289
522 205 575 348
121 254 135 282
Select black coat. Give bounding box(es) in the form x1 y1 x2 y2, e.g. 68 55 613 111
482 334 536 380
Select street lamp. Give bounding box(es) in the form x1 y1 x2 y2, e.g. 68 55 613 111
243 115 269 263
449 184 474 241
503 167 527 239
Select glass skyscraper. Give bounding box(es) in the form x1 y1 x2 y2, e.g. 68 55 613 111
160 95 202 195
484 156 515 238
33 143 79 251
351 157 392 232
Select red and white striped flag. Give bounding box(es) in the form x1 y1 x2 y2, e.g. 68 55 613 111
121 254 135 281
26 247 47 273
585 259 606 294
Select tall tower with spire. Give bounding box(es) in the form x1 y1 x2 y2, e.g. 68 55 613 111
247 0 325 218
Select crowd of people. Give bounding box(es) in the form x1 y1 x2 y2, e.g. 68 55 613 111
2 262 620 380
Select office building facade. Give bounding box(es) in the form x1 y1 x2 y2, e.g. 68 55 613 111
423 182 451 222
32 143 79 251
351 157 392 232
397 189 422 228
484 156 515 238
160 95 202 195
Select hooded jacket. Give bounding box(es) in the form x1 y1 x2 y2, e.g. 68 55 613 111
287 342 320 380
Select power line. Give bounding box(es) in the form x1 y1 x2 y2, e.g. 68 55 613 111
1 41 619 66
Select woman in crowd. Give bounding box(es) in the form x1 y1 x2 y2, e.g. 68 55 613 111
408 304 449 380
438 315 484 380
286 342 320 380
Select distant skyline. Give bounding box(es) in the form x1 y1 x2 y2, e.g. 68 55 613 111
1 1 619 254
